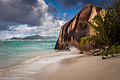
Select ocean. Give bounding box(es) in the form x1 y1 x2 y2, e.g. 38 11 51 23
0 40 83 80
0 40 56 68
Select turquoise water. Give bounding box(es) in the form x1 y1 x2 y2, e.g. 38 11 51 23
0 40 56 68
0 40 84 80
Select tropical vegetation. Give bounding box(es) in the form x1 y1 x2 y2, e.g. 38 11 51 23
80 0 120 59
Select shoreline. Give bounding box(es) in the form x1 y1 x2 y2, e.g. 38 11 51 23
34 54 120 80
1 52 120 80
33 56 84 80
0 51 84 80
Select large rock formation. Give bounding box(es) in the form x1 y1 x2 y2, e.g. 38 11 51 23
55 4 105 51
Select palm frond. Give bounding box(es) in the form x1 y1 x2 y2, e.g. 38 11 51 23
92 14 104 27
80 36 97 45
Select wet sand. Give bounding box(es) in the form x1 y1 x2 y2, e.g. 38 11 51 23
0 52 84 80
34 54 120 80
33 56 82 80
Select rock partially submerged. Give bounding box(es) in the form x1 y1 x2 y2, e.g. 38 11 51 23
55 4 105 51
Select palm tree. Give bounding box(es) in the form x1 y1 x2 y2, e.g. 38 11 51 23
80 0 120 59
80 14 109 46
80 13 120 59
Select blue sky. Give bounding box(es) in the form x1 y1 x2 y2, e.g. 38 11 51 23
44 0 113 20
0 0 115 40
45 0 82 20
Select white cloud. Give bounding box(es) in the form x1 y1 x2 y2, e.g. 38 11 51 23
0 0 66 39
9 25 38 33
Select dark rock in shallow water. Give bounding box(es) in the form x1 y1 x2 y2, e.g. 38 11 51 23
55 4 105 51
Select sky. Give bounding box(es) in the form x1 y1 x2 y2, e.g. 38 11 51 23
0 0 115 40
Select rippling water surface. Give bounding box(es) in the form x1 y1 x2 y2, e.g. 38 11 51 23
0 40 84 80
0 40 56 68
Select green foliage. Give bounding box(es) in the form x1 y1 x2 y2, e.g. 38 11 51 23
100 45 120 59
80 14 110 46
100 0 120 59
100 49 108 57
80 0 120 59
80 37 89 45
80 36 96 45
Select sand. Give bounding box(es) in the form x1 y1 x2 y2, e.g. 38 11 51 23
34 54 120 80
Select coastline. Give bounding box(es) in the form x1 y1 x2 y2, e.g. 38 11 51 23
34 54 120 80
33 56 84 80
0 50 84 80
1 50 120 80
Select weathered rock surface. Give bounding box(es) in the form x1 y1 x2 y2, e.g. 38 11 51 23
55 4 105 51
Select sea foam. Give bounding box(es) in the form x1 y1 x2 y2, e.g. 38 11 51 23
0 49 84 80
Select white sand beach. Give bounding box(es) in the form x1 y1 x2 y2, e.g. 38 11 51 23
34 54 120 80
